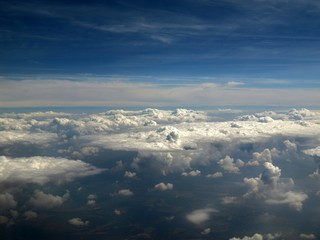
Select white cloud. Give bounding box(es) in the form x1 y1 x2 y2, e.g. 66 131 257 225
283 140 297 152
28 190 69 209
182 170 201 177
244 162 308 211
222 196 238 205
68 218 89 226
1 79 320 107
265 191 308 211
0 156 104 185
229 233 263 240
114 209 121 215
206 172 223 178
303 146 320 157
154 182 173 191
118 189 133 197
0 193 17 210
227 81 245 87
185 208 217 225
218 156 244 173
248 149 273 166
299 233 316 239
201 228 211 235
87 194 97 206
124 171 136 178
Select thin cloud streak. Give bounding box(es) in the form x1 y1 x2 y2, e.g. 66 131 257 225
0 79 319 107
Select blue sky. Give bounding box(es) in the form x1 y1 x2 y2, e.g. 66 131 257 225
1 0 320 107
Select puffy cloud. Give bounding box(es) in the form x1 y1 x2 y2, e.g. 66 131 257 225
28 190 69 209
0 156 104 185
299 233 316 239
283 140 297 152
303 146 320 157
182 170 201 177
118 189 133 197
124 171 136 178
265 191 308 211
206 172 223 178
0 193 17 210
185 208 217 225
201 228 211 235
248 149 273 166
244 162 307 211
114 209 121 215
68 218 89 226
154 182 173 191
218 156 244 173
87 194 97 206
229 233 263 240
24 211 38 220
221 196 238 205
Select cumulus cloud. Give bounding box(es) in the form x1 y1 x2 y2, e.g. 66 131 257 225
118 189 133 197
303 146 320 157
299 233 316 239
229 233 263 240
182 170 201 177
87 194 97 206
201 228 211 235
0 193 17 210
114 209 121 215
222 196 238 205
218 155 244 173
248 149 273 166
68 218 89 226
154 182 173 191
28 190 69 209
244 162 308 211
206 172 223 178
185 208 217 225
0 156 104 185
124 171 136 178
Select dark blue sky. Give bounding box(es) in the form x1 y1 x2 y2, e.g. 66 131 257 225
1 0 320 83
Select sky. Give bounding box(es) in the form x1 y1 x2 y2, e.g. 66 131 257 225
1 0 320 107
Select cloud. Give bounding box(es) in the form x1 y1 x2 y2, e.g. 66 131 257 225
0 193 17 210
154 182 173 191
1 79 320 107
182 170 201 177
0 216 9 224
68 218 89 226
28 190 69 209
206 172 223 178
303 146 320 157
23 211 38 220
118 189 133 197
185 208 217 225
227 81 245 87
87 194 97 206
114 209 121 215
244 162 308 211
222 196 238 205
124 171 136 178
229 233 263 240
201 228 211 235
299 233 316 239
218 155 244 173
0 156 104 185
